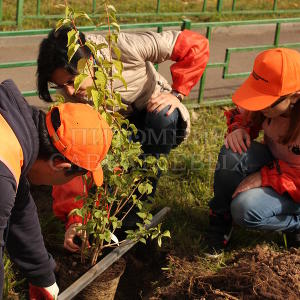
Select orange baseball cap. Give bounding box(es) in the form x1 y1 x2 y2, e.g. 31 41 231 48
46 103 112 186
232 48 300 111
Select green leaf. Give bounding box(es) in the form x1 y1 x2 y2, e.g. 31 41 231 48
101 111 113 125
107 4 117 12
85 42 97 57
75 195 84 201
96 43 108 51
112 60 123 74
91 89 99 109
158 156 169 171
74 74 89 93
158 237 162 247
65 6 73 18
94 211 103 219
77 58 92 75
145 156 157 165
95 70 107 89
139 238 146 244
137 212 146 219
67 43 80 62
113 46 121 60
70 208 84 218
151 232 159 239
111 22 120 33
104 230 111 243
162 230 171 238
54 94 65 103
129 123 138 135
113 74 127 90
74 12 93 23
56 18 71 31
67 29 79 47
110 33 118 44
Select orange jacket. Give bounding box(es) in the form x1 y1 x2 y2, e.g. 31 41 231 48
225 107 300 203
52 176 86 229
170 30 209 96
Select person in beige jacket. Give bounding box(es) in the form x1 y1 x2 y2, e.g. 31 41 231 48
36 26 209 251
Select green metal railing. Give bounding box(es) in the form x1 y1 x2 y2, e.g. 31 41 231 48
1 0 300 29
0 17 300 107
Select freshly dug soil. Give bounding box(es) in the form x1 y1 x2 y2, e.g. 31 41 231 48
55 253 126 300
153 245 300 299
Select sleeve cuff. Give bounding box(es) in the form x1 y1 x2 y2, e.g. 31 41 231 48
28 270 56 287
66 214 83 230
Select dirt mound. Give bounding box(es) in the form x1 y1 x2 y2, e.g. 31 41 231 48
153 245 300 299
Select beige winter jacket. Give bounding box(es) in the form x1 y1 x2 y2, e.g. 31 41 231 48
63 30 209 141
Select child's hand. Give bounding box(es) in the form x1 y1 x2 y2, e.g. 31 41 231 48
64 223 89 252
232 171 262 198
224 128 251 154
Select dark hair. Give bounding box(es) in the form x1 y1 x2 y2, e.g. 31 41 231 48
38 108 60 159
245 92 300 145
38 108 87 175
37 26 92 102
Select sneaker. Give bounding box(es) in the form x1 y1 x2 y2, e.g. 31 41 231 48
204 209 233 255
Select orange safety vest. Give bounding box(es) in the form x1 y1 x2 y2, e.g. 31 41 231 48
0 114 24 186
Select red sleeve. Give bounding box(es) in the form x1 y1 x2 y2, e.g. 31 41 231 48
170 30 209 96
224 107 261 140
52 176 87 229
261 159 300 203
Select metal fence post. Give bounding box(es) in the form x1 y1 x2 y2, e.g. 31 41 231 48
217 0 223 13
202 0 207 12
156 0 161 15
36 0 41 16
198 25 212 104
93 0 97 15
0 0 2 22
274 23 281 46
17 0 24 29
273 0 278 11
181 19 191 31
232 0 236 11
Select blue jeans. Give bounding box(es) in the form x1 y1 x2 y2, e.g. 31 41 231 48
129 106 181 156
209 142 300 232
128 106 181 195
231 187 300 232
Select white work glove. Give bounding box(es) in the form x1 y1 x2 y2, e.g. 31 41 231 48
29 282 59 300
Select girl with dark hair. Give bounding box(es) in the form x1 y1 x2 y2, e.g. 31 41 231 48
37 27 91 102
207 48 300 252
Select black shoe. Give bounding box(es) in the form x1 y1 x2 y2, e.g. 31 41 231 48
285 229 300 248
205 209 233 255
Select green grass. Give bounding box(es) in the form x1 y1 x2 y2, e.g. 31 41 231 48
155 107 225 256
3 253 26 300
1 0 300 30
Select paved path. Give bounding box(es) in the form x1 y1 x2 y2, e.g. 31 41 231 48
0 22 300 109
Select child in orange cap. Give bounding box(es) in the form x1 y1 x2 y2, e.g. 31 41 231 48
207 48 300 253
0 80 111 300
